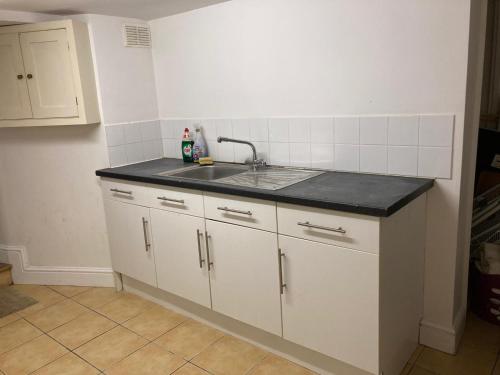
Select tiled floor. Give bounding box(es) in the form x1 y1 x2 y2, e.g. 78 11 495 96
1 285 500 375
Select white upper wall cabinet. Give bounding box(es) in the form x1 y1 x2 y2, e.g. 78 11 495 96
0 20 100 127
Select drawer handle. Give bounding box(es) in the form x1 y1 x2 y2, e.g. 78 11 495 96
278 248 286 295
157 196 185 204
297 221 346 234
110 188 132 195
196 229 205 268
142 217 151 252
217 206 252 216
205 232 213 271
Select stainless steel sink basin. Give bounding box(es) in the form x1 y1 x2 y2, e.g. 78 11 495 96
156 164 248 180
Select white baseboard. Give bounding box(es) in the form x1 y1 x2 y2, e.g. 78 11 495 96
0 244 115 287
419 305 467 354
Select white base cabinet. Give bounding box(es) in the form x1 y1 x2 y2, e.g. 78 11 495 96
206 220 282 336
150 209 211 308
279 235 379 373
101 177 427 375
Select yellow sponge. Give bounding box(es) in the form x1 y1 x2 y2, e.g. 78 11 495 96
199 156 214 165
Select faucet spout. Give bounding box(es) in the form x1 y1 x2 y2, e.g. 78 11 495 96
217 137 266 170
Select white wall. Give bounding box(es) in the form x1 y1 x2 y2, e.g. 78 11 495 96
150 0 472 353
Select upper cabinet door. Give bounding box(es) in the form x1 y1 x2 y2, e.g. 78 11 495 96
0 34 32 120
20 29 78 119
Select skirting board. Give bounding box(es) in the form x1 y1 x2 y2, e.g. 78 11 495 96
419 304 467 354
0 244 114 287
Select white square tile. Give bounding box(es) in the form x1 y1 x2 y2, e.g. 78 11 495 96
268 119 290 142
311 144 334 170
334 144 359 172
206 141 217 159
107 145 127 167
289 143 311 168
254 141 269 162
232 119 251 140
289 118 311 143
418 147 452 178
160 119 176 139
310 118 334 144
141 120 161 142
388 116 419 146
201 120 217 141
105 125 125 147
216 142 234 162
335 117 359 144
250 119 269 142
125 142 144 163
124 123 142 144
234 143 254 163
360 145 387 173
360 117 387 145
216 119 233 139
419 115 454 147
269 143 290 166
142 140 163 160
163 139 180 159
388 146 418 176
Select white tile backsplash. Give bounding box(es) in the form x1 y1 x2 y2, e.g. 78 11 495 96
105 114 455 180
388 146 418 176
418 146 452 178
335 117 359 144
360 117 388 145
360 145 387 174
419 115 454 147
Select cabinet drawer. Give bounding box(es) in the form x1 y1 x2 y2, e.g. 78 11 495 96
101 178 150 206
147 186 204 217
277 203 380 253
204 193 277 232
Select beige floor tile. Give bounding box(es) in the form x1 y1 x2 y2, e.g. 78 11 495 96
192 336 267 375
460 312 500 351
74 326 147 371
0 335 68 374
72 287 122 310
48 310 117 350
32 352 99 374
416 345 497 375
400 363 413 375
408 345 424 364
409 365 437 375
247 355 315 375
173 363 210 375
24 299 89 332
96 293 154 323
0 313 19 329
493 357 500 375
154 319 224 360
12 285 66 316
122 306 187 340
49 285 91 298
106 343 186 375
0 319 42 355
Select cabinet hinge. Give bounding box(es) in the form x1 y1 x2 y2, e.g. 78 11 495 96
75 97 78 106
67 42 70 50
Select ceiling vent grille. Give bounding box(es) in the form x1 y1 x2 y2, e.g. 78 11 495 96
123 23 151 48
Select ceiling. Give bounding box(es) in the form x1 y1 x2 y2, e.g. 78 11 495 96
0 0 230 20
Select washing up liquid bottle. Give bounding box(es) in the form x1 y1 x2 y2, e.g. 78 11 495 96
192 127 208 163
181 128 194 162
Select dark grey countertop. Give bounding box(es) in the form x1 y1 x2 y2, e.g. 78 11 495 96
95 158 433 217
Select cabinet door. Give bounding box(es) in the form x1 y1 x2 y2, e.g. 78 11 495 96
206 220 281 336
0 33 32 120
150 209 211 308
20 29 78 118
103 199 157 287
279 235 379 374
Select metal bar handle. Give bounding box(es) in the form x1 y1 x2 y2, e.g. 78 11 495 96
142 217 151 252
217 206 252 216
157 196 185 204
205 232 213 271
297 221 346 234
278 248 286 295
196 229 205 268
110 188 132 195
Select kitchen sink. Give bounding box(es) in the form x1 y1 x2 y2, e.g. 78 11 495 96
156 163 324 190
156 164 248 180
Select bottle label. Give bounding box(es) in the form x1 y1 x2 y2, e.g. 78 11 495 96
183 144 192 156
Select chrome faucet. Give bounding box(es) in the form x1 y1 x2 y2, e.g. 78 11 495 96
217 137 266 170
